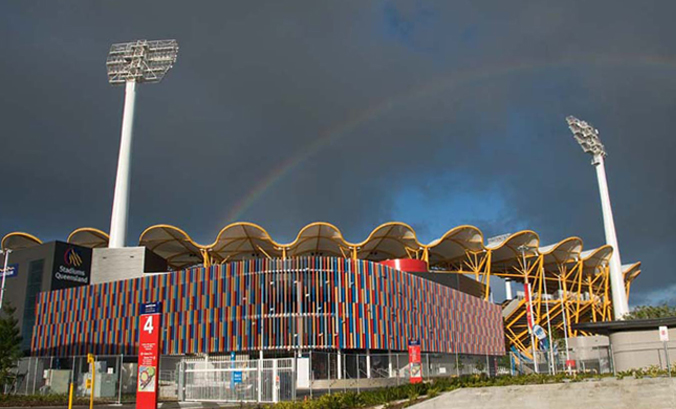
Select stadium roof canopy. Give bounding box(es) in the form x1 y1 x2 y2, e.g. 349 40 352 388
2 221 640 286
1 232 42 251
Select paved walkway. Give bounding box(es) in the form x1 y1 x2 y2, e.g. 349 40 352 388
409 377 676 409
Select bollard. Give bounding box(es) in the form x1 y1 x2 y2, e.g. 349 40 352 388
87 354 95 409
68 382 74 409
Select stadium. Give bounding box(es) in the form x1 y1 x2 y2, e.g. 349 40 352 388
2 222 641 378
0 39 647 400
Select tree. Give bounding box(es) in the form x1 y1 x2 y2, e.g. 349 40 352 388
624 304 676 320
0 302 22 392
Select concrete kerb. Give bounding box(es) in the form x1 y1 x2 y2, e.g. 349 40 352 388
17 404 241 409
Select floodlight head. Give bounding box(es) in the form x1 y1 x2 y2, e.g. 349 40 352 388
106 39 178 85
517 244 530 254
566 116 606 158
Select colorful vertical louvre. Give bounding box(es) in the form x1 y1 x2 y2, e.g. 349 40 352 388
31 257 504 357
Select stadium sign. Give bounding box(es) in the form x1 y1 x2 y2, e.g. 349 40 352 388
51 242 91 290
138 302 162 409
0 263 19 278
408 339 422 384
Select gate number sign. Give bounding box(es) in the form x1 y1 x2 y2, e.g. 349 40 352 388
137 303 162 409
408 339 422 384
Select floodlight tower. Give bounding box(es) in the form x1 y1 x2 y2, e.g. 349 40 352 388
566 116 629 319
106 40 179 248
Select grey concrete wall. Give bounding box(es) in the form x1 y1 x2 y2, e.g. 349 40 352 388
569 335 609 361
412 377 676 409
2 242 56 351
91 247 150 284
611 328 676 372
2 242 54 327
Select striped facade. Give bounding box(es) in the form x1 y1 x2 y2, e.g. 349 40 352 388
31 257 504 357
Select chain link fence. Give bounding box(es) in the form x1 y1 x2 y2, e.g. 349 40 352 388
305 350 506 396
6 355 180 402
513 345 614 375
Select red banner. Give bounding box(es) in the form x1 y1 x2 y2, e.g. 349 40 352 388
524 282 534 332
408 339 422 384
137 303 162 409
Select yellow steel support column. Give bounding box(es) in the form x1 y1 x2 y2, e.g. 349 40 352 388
523 251 540 356
558 264 574 341
535 255 545 323
592 272 607 321
603 265 612 320
573 260 584 336
626 280 632 301
483 251 492 301
200 249 211 268
256 245 272 260
588 276 597 322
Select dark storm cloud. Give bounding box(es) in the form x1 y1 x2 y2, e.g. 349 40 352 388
1 1 675 305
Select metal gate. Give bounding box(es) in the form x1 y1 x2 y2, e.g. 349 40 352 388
180 357 295 403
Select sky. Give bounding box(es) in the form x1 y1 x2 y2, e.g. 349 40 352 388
1 1 675 306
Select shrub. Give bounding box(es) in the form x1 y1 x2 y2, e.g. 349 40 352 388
263 370 629 409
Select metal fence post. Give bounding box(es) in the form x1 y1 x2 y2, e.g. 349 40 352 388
23 357 30 395
396 354 401 385
272 359 278 403
337 349 342 380
309 351 313 399
292 357 297 402
177 360 184 402
328 352 332 394
32 356 38 394
116 354 123 405
388 349 393 378
455 352 460 377
356 354 360 393
257 351 263 403
71 357 78 397
327 351 331 380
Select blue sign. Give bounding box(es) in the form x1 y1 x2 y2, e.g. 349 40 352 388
140 302 162 315
233 371 242 384
0 263 18 278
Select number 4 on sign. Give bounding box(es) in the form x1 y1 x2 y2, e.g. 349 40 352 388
144 316 154 334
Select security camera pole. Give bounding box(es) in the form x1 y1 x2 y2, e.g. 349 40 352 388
106 39 179 248
566 116 629 319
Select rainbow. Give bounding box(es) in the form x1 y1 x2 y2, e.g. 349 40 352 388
225 54 676 222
